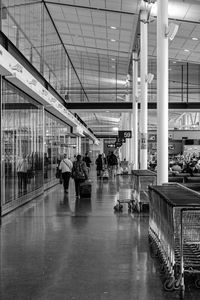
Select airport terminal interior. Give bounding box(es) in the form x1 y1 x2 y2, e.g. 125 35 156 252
1 0 200 299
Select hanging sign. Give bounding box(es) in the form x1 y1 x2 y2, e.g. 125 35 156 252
118 130 132 139
116 137 126 143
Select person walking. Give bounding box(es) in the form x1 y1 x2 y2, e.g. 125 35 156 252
17 154 28 193
59 154 73 193
83 152 92 173
95 154 103 178
72 154 88 198
107 151 118 178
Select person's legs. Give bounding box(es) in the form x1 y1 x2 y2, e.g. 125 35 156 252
65 172 71 192
74 179 79 197
62 172 67 191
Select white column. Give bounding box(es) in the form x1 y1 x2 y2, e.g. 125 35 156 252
128 113 132 162
132 52 138 170
77 136 81 154
125 113 130 161
140 10 148 169
122 113 126 160
157 0 168 185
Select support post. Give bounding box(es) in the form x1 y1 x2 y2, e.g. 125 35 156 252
132 52 139 170
140 10 148 169
157 0 169 184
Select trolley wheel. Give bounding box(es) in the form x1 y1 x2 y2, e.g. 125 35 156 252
163 277 175 291
195 279 200 289
174 276 181 290
180 288 185 299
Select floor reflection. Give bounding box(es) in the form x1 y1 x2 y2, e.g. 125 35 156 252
1 169 200 299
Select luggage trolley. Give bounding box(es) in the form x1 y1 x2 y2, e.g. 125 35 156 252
132 170 157 212
113 174 135 213
148 183 200 298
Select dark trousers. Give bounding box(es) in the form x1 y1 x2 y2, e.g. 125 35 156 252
74 179 85 196
17 172 28 191
62 172 71 190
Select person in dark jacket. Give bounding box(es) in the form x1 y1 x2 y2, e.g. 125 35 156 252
83 152 92 173
72 154 88 198
107 151 118 178
95 154 103 178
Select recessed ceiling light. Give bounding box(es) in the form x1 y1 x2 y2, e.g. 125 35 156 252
110 39 116 42
110 26 117 30
192 37 198 41
184 49 190 52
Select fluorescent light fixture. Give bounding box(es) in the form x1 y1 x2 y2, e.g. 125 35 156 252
111 58 115 61
184 49 190 52
110 26 117 30
112 127 119 131
110 39 116 42
192 37 198 41
165 23 179 40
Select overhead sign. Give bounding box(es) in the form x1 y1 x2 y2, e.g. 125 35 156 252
118 130 132 139
116 137 126 143
115 141 122 148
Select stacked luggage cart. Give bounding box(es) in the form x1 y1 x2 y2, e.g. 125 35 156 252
148 183 200 298
132 170 157 212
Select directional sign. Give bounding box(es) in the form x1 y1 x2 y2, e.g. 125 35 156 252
115 141 122 148
116 137 126 143
118 130 132 139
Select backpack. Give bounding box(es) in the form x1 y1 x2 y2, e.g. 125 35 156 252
108 154 117 166
72 162 86 180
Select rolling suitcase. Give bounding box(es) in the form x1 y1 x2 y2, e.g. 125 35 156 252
80 180 92 198
102 169 109 179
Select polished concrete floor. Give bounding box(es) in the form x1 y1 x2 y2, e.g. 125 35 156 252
0 169 200 300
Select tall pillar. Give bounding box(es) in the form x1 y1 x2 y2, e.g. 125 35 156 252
77 136 81 154
140 10 148 169
157 0 168 184
128 112 132 163
132 52 138 170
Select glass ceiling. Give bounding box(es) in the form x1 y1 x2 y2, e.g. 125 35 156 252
2 0 200 135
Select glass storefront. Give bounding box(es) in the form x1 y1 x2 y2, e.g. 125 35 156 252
2 80 43 205
1 79 78 211
44 112 73 183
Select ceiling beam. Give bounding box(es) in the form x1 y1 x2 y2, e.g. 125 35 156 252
66 102 200 111
44 1 138 15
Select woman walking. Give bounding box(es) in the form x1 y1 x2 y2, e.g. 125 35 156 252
72 154 88 198
59 154 73 193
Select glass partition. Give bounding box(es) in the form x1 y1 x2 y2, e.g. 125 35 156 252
2 79 43 204
44 112 72 183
